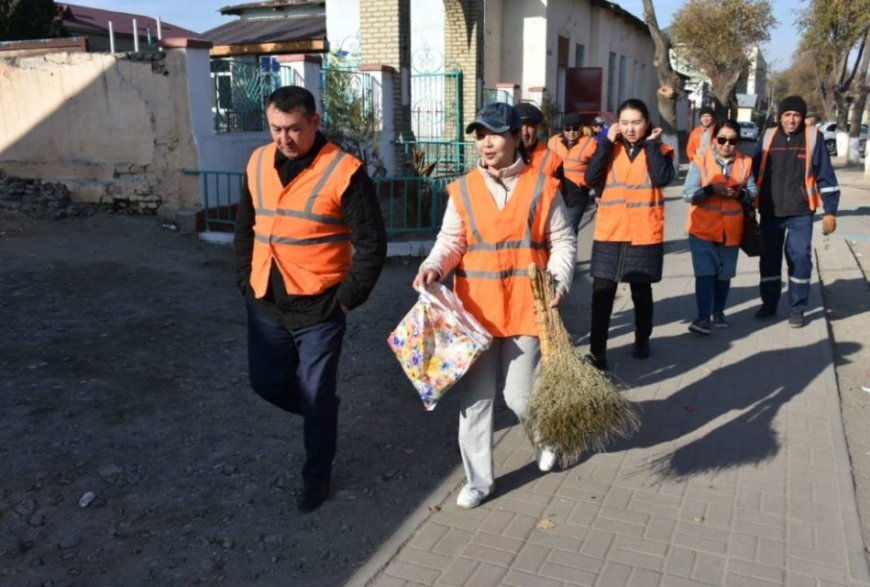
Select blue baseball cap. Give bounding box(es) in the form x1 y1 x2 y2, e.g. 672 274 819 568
465 102 521 134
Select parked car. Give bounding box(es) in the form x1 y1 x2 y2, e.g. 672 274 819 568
820 121 867 157
738 121 759 141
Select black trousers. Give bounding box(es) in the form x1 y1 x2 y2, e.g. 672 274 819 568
589 278 653 357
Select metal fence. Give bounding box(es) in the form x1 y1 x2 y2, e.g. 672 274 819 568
182 169 244 231
320 64 381 130
411 71 463 141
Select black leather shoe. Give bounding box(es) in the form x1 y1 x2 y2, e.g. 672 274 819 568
754 306 776 320
297 482 330 513
633 339 650 359
583 353 608 371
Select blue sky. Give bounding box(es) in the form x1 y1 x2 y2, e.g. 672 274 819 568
80 0 805 71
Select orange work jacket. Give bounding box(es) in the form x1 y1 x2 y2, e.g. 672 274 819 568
594 142 674 245
562 136 597 187
687 150 751 246
529 142 562 178
686 125 715 161
246 142 360 298
755 126 821 211
447 167 558 337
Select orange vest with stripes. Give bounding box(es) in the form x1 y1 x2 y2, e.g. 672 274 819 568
529 142 562 178
686 125 715 161
594 142 673 245
447 167 558 337
756 126 821 211
687 150 751 246
246 142 360 298
562 136 597 187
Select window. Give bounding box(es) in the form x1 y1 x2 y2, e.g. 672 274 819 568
575 44 585 67
608 52 617 111
618 55 627 105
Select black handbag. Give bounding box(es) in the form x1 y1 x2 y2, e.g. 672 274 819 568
740 204 764 257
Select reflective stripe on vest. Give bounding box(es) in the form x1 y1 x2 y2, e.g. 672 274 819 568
447 167 556 337
687 150 750 246
246 142 359 298
593 142 672 245
757 127 821 210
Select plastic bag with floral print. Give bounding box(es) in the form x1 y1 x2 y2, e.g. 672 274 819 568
387 283 492 410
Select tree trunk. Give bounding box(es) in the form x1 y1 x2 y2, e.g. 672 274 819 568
642 0 683 168
847 30 870 166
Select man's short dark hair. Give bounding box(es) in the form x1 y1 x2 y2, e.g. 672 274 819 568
267 86 317 116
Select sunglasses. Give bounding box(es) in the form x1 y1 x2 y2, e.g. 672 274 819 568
563 126 579 132
716 136 738 146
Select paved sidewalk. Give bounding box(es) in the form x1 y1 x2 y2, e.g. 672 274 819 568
352 177 870 587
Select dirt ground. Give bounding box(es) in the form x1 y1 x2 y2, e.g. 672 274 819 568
1 207 868 586
0 212 473 587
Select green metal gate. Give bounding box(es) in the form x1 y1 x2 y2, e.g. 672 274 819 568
410 70 471 175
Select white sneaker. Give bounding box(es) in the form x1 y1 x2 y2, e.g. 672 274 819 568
456 484 492 509
537 447 558 472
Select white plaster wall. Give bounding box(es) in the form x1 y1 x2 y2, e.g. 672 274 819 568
0 50 201 215
499 1 547 91
483 0 503 86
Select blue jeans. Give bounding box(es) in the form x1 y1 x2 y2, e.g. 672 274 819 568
246 300 346 486
758 214 813 314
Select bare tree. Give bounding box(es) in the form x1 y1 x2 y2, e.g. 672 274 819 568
799 0 870 161
641 0 683 165
670 0 775 120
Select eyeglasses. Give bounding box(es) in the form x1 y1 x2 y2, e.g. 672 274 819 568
716 137 738 146
563 126 579 132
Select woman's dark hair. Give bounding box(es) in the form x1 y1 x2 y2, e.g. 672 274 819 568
617 98 654 139
716 119 741 138
513 129 531 164
267 86 317 116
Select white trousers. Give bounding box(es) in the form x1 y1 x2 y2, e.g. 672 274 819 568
457 335 540 492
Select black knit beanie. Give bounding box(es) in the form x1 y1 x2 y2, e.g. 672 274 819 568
699 106 715 116
778 95 807 118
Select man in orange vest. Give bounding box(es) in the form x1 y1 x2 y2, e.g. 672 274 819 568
752 95 839 328
516 103 587 232
546 112 597 231
686 106 716 161
233 86 387 512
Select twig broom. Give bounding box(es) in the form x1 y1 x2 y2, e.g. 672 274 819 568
525 264 640 467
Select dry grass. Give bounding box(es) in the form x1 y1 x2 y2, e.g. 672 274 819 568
526 264 640 466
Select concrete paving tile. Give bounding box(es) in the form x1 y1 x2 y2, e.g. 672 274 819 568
675 520 731 542
511 543 550 573
501 569 562 587
544 497 580 521
502 512 539 541
786 556 849 583
539 561 597 585
527 527 586 552
812 524 846 552
385 560 442 584
434 528 474 557
567 501 600 527
460 543 514 567
643 516 677 544
787 520 816 548
787 544 846 568
591 514 646 539
371 574 408 587
613 534 669 557
735 507 786 529
581 530 616 558
435 557 478 587
471 531 526 555
727 558 786 582
549 549 606 573
661 574 718 587
609 546 665 572
631 488 684 508
397 547 458 571
757 538 786 568
760 492 787 517
410 522 451 551
673 532 728 555
432 511 487 532
479 509 514 535
737 488 763 512
728 532 758 560
464 562 508 587
685 486 738 507
598 505 650 527
602 486 633 509
593 561 633 587
732 519 786 541
628 568 662 587
782 572 817 587
693 551 727 585
724 571 784 587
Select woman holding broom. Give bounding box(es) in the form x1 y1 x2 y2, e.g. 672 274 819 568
584 98 675 370
412 103 577 509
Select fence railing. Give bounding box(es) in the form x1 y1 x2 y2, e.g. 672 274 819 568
211 59 279 133
182 169 244 232
397 139 477 177
184 168 459 234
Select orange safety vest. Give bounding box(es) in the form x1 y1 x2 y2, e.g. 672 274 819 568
447 167 558 337
686 125 715 161
755 126 821 211
594 142 673 245
529 142 562 178
246 142 361 298
547 134 567 158
562 136 596 187
687 150 751 246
